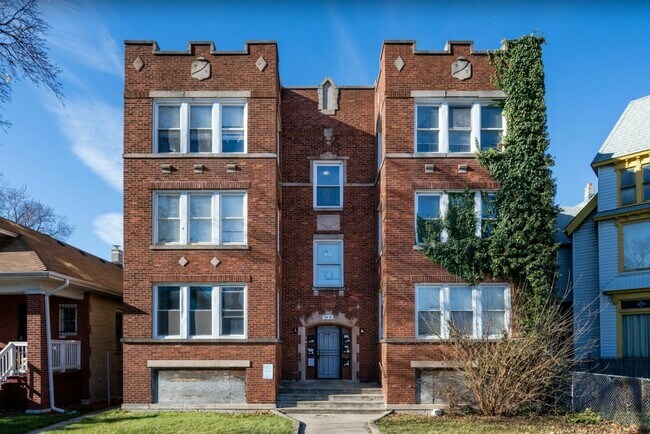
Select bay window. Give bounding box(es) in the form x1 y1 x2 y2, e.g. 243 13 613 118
416 284 510 339
154 191 246 246
154 100 247 154
414 101 505 153
154 285 246 338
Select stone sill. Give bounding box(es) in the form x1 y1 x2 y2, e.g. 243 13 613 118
147 360 251 368
410 360 464 369
150 244 250 250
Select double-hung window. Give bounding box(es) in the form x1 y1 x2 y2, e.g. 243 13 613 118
154 100 247 154
314 162 343 209
621 219 650 271
448 106 472 153
415 193 442 244
480 106 504 150
644 165 650 202
480 193 497 237
414 101 504 153
416 284 510 339
59 304 78 336
154 285 246 338
314 240 343 287
154 191 246 246
620 168 637 206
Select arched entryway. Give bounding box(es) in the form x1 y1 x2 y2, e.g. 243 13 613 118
298 312 359 381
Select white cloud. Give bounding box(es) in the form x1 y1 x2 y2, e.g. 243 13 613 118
43 1 122 77
48 98 123 191
93 212 123 247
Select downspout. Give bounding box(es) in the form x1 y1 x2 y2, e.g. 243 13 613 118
44 278 70 413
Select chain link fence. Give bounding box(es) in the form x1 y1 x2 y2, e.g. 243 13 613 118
572 371 650 428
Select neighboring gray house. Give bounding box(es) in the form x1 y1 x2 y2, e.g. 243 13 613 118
567 95 650 359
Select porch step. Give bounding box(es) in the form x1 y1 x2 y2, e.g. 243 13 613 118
280 407 386 414
277 380 385 413
277 393 385 402
278 400 385 409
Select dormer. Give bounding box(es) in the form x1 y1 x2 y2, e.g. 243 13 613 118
318 77 339 115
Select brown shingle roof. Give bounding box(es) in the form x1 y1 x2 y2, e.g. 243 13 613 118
0 218 122 294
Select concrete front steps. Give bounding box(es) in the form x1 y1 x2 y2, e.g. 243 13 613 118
277 380 385 414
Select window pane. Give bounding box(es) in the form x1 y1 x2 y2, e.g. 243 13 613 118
221 220 245 243
222 287 244 310
222 106 244 128
316 165 341 186
222 132 245 153
190 311 212 336
221 287 244 336
159 106 180 129
190 286 212 310
190 106 212 128
418 311 441 337
644 166 650 183
621 169 636 187
481 106 502 129
449 131 471 152
190 195 212 218
317 187 341 207
483 312 505 336
316 265 342 284
451 287 472 311
189 286 212 336
158 196 180 218
623 220 650 270
449 107 471 128
621 187 636 206
158 130 181 153
317 243 342 264
222 317 244 336
417 195 440 219
158 286 180 310
482 287 505 310
482 194 497 219
222 195 244 218
417 106 438 129
417 287 440 310
158 220 180 243
157 311 180 336
480 131 501 150
645 184 650 202
622 314 650 357
189 220 211 243
450 312 473 336
190 130 212 153
416 130 439 152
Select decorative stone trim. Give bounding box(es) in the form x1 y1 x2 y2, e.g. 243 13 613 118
313 233 344 240
317 77 339 114
410 360 464 369
411 90 506 98
412 181 500 190
149 90 251 98
123 338 279 344
147 360 251 368
149 181 251 190
151 273 252 282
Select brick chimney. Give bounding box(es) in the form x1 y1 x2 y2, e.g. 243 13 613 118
584 182 596 202
111 245 123 266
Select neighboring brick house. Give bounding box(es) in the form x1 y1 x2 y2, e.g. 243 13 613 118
122 39 509 409
0 218 123 412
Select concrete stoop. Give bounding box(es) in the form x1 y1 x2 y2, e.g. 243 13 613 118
277 380 386 414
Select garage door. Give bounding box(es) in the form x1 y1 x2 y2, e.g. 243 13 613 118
154 369 246 404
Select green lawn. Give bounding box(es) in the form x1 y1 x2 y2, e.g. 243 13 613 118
377 414 628 434
44 409 293 434
0 411 80 434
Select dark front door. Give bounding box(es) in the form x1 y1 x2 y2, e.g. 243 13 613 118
317 326 340 379
18 303 27 341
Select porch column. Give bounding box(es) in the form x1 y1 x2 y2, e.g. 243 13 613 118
25 292 49 412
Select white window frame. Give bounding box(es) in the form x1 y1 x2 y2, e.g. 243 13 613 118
414 191 444 244
479 191 498 237
377 209 383 256
479 104 506 151
153 99 248 154
58 304 78 336
414 100 505 154
153 284 247 339
153 191 247 246
378 289 384 339
313 240 344 288
415 284 510 340
313 161 344 210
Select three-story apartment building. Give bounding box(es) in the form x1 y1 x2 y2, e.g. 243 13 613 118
122 39 509 409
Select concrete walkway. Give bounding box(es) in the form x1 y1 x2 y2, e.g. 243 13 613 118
285 412 384 434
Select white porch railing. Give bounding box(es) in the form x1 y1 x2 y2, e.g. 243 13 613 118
51 340 81 373
0 341 27 382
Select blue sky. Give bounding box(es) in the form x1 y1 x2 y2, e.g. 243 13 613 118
2 0 649 259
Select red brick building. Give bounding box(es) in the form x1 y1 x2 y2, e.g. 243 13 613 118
122 39 509 409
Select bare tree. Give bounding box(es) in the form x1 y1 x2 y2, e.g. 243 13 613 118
0 180 73 239
0 0 62 129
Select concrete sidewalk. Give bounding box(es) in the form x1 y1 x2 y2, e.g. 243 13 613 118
285 412 385 434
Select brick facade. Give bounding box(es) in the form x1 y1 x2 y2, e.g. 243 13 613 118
123 39 502 406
